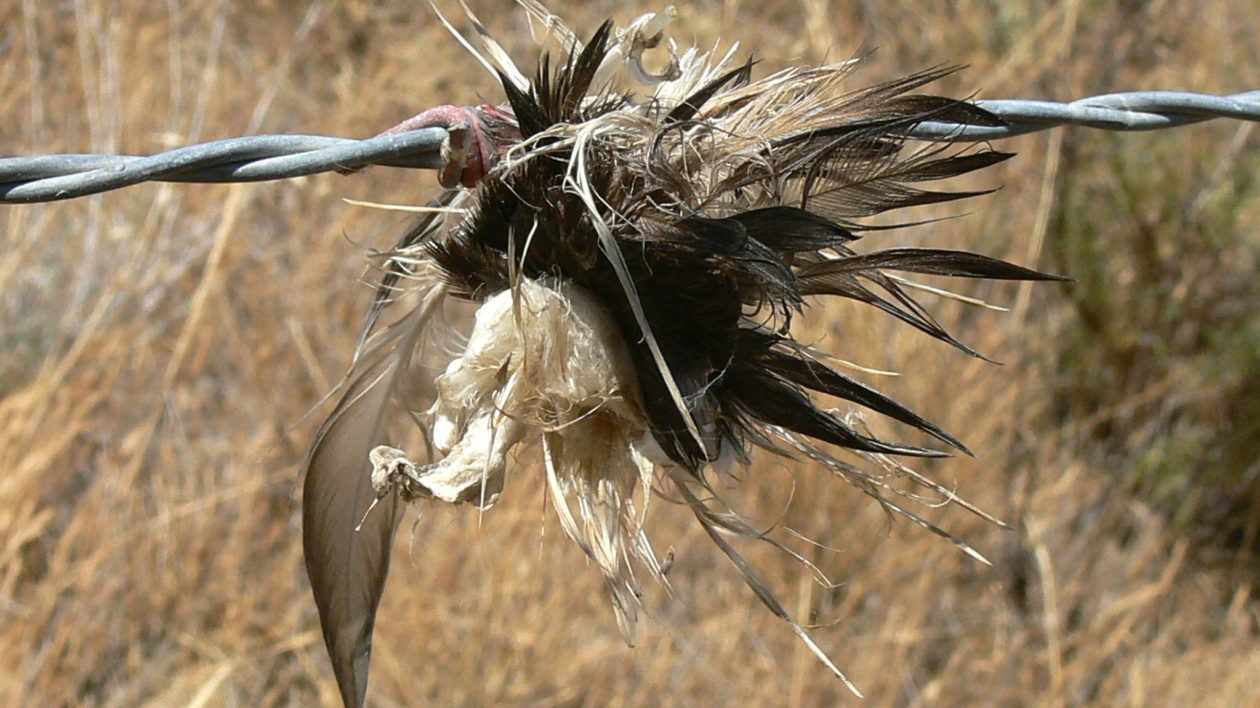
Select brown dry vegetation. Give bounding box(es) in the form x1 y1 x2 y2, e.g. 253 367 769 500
2 1 1259 706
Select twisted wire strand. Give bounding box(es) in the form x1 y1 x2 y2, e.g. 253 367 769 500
915 90 1260 140
0 129 446 204
2 90 1258 205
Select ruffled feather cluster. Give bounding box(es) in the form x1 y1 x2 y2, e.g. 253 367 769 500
302 5 1065 705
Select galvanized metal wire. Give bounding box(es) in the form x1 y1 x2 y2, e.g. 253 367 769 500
2 90 1258 205
916 90 1260 140
0 129 446 204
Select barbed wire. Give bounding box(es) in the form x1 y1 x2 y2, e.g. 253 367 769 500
917 90 1260 140
2 90 1258 205
0 129 446 204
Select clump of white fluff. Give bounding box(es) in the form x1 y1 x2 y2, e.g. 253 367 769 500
371 278 669 642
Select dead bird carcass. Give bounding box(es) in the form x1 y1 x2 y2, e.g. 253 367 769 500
302 5 1066 705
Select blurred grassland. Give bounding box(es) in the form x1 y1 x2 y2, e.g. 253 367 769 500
2 0 1259 705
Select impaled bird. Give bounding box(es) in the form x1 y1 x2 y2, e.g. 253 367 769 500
302 4 1066 705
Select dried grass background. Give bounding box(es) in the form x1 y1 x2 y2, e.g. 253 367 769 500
2 1 1259 705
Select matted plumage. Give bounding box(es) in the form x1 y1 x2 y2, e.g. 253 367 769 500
302 4 1067 705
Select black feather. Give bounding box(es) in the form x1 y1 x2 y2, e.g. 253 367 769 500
665 58 755 124
799 248 1069 281
722 361 949 458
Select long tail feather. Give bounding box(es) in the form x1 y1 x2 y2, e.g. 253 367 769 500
303 281 446 707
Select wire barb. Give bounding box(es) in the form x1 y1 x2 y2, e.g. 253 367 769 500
2 90 1257 205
